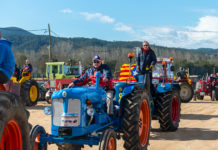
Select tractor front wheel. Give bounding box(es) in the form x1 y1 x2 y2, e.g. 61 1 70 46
99 129 117 150
0 91 31 150
30 125 47 150
21 79 39 106
122 86 150 150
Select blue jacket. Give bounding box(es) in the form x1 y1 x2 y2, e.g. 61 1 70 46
136 48 157 74
0 39 15 79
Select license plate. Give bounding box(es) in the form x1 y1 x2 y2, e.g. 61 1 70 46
200 92 205 96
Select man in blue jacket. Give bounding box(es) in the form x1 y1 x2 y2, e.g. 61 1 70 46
0 33 15 84
136 41 157 94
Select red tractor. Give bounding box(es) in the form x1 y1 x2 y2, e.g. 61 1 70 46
194 76 218 101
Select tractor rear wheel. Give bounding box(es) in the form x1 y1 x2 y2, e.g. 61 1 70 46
99 129 117 150
122 86 150 150
0 91 31 150
179 82 193 103
21 79 39 106
30 125 47 150
157 91 181 131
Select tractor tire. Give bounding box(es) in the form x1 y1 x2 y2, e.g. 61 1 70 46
21 79 39 106
157 91 181 131
99 129 117 150
122 86 151 150
179 82 194 103
0 91 31 150
30 125 47 150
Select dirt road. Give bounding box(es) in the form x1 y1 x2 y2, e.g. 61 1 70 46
28 96 218 150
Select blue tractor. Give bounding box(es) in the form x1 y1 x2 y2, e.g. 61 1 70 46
30 53 180 150
151 57 181 131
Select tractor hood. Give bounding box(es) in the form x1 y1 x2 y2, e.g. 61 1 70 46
51 86 106 103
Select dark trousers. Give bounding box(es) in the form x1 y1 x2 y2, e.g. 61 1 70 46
0 71 9 84
149 72 155 97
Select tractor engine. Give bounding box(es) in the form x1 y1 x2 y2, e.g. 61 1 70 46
46 73 110 138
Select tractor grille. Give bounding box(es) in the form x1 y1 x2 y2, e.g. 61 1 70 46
52 98 81 126
53 98 64 126
68 99 81 125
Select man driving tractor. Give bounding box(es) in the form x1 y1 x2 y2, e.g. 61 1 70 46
68 55 114 116
19 59 33 84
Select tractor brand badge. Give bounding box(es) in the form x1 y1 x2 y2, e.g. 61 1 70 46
119 87 123 91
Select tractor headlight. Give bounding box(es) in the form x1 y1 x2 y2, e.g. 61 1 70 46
87 107 95 116
44 106 51 115
62 91 67 98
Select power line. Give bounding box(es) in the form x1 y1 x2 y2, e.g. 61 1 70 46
0 27 62 37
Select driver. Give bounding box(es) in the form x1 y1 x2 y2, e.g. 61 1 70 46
68 55 114 116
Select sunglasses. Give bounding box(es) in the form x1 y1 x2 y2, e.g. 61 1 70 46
143 45 149 47
93 60 100 63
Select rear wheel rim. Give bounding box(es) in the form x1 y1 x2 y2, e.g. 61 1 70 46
108 137 115 150
0 120 22 150
30 85 37 102
180 85 191 99
171 96 179 123
138 99 150 147
34 134 40 150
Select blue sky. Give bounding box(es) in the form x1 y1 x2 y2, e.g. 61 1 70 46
1 0 218 49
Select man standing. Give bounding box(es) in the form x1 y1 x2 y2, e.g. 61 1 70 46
136 41 157 94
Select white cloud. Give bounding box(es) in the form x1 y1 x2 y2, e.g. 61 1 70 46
114 23 134 33
80 12 114 23
193 16 218 32
60 8 72 14
130 16 218 49
192 9 216 14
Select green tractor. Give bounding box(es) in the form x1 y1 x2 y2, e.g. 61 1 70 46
36 61 82 103
45 61 82 79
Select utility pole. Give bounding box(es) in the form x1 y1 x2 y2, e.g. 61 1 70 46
48 24 52 62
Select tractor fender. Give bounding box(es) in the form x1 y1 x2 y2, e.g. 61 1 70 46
119 85 135 103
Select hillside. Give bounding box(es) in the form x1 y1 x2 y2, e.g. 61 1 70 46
1 27 218 75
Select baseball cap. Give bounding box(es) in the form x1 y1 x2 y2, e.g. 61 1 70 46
92 55 101 61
